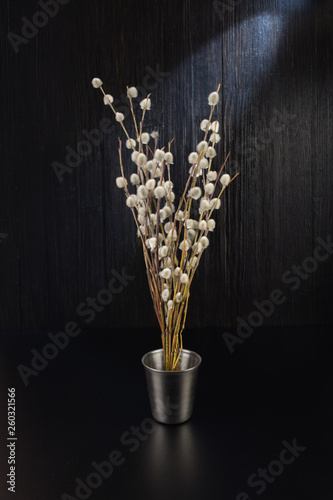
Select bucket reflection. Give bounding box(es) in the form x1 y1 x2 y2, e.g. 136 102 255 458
137 420 202 497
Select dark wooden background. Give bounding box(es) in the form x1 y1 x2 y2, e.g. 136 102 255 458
0 0 332 333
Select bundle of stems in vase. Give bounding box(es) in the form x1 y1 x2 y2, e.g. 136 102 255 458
92 78 238 371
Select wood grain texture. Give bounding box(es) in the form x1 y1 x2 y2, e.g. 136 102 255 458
0 0 332 332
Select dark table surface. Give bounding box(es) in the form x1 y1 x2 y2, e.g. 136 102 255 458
0 326 332 500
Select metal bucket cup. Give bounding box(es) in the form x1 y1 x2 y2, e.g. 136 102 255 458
141 348 202 424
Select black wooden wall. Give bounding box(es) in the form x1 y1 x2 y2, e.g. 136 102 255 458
0 0 332 332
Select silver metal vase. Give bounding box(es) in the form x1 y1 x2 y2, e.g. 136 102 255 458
141 348 202 424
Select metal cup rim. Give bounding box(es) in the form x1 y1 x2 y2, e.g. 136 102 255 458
141 348 202 373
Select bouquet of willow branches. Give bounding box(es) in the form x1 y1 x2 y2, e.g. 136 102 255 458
92 77 238 371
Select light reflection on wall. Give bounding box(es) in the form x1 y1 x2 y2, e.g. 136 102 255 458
282 0 311 11
220 2 310 124
222 13 284 111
